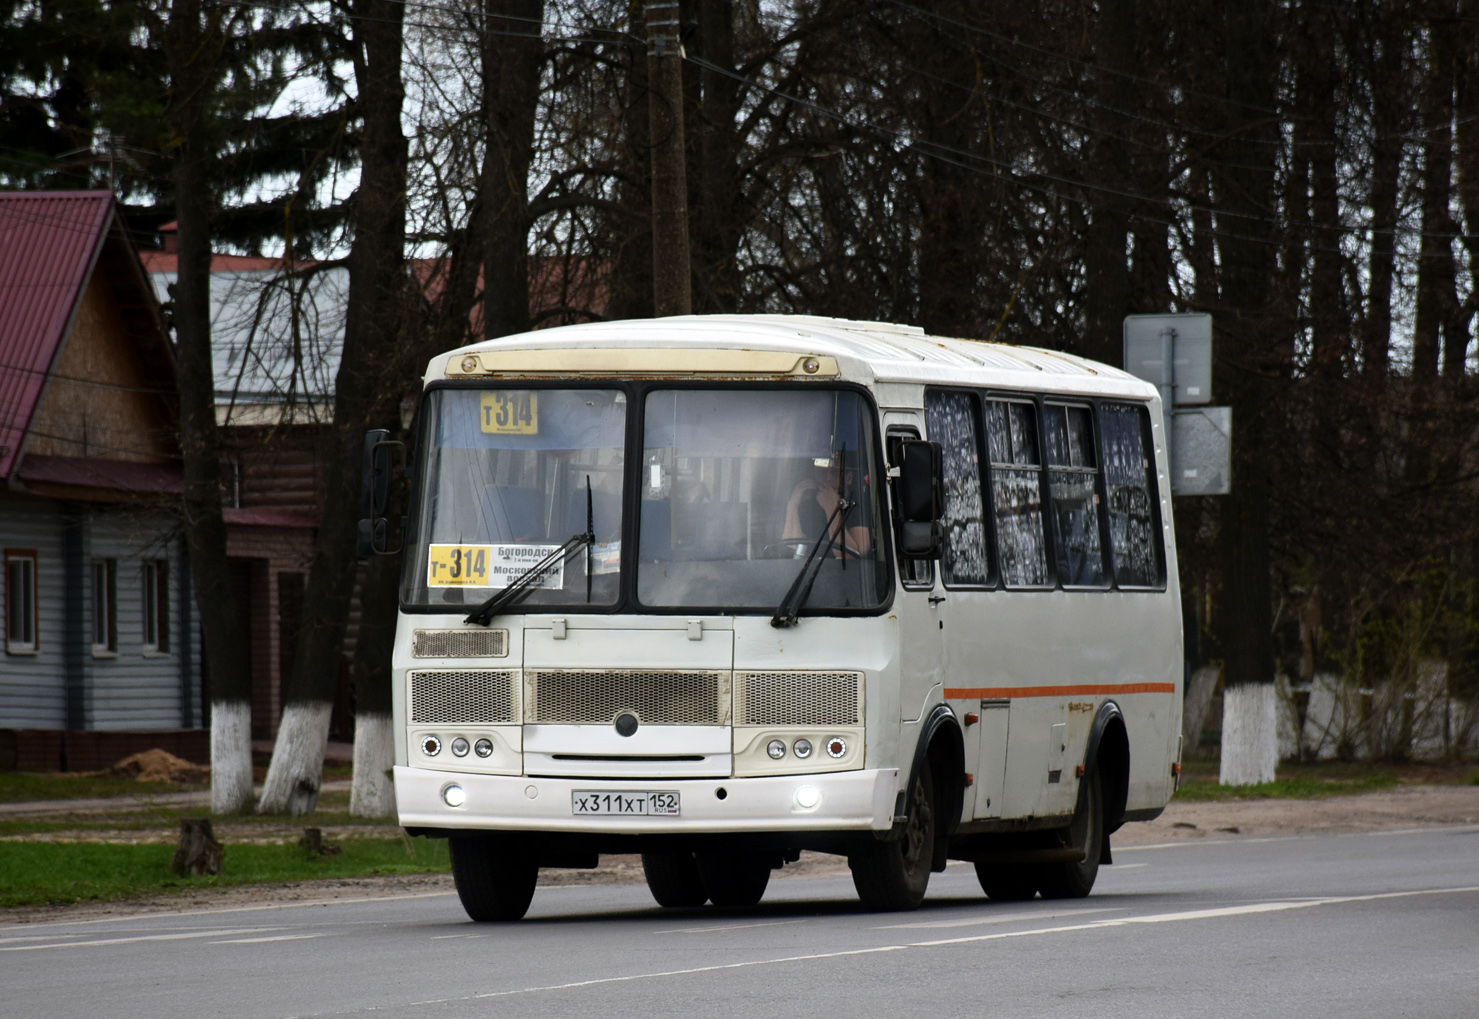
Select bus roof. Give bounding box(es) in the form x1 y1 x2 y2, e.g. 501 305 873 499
429 314 1156 401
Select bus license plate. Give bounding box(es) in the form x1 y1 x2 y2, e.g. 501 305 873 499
571 791 680 816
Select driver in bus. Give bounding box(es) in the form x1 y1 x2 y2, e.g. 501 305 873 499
781 456 871 556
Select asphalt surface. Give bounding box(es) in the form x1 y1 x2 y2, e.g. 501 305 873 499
4 824 1476 1019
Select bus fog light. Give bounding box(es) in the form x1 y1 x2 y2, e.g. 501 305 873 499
793 738 813 759
767 739 786 760
474 738 494 758
442 784 466 808
421 735 442 757
794 785 821 809
825 737 847 759
451 737 470 757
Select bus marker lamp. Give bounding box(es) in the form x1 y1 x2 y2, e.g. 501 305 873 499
794 785 821 810
421 736 442 757
825 737 847 759
474 738 494 758
767 740 786 760
451 737 470 757
442 784 466 808
793 739 813 759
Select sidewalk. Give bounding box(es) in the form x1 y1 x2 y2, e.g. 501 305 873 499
0 779 353 816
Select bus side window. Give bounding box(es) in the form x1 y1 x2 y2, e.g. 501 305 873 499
923 391 992 588
1043 403 1108 587
887 426 934 588
983 399 1051 588
1099 402 1165 587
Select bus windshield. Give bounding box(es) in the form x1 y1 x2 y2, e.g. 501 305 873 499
405 387 626 609
637 388 889 612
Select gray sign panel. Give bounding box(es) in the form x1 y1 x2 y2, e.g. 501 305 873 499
1123 313 1213 405
1171 406 1231 495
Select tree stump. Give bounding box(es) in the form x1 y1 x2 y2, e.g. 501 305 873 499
171 818 224 876
298 827 342 857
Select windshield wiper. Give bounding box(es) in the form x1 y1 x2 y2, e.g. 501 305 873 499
770 497 852 629
465 478 595 627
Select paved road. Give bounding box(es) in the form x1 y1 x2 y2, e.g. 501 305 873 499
5 825 1476 1018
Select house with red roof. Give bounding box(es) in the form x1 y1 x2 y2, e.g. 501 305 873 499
0 191 205 769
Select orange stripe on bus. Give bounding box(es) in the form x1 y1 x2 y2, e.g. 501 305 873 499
943 682 1177 699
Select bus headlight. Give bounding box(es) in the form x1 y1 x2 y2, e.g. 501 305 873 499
767 739 787 760
825 737 847 759
421 735 442 757
442 784 466 808
474 738 494 758
451 737 470 757
794 785 821 809
793 738 813 759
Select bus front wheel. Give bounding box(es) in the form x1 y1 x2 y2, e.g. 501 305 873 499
449 836 538 921
642 851 710 907
849 759 935 911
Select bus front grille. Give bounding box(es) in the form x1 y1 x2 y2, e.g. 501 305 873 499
412 628 508 658
526 670 729 726
734 671 864 726
409 669 520 724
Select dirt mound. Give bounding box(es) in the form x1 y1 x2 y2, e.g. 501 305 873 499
105 749 210 784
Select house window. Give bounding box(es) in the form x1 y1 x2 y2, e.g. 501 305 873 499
142 560 170 654
92 559 117 655
5 550 38 654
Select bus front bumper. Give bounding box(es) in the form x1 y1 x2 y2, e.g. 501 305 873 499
394 765 900 834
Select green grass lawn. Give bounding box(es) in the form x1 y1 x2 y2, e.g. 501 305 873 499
0 836 450 908
0 772 207 804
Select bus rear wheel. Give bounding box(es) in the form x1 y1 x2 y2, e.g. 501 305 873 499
1037 769 1103 900
849 759 935 911
642 851 710 907
694 851 772 907
449 836 538 921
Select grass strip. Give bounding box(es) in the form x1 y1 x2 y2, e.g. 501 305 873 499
1172 770 1401 802
0 837 449 909
0 773 207 804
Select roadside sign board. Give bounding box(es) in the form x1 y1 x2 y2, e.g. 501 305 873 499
1123 313 1213 405
1171 407 1232 495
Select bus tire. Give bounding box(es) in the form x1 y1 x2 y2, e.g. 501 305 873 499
449 836 538 921
849 759 935 911
642 851 709 907
1037 769 1103 899
974 863 1039 901
694 851 771 907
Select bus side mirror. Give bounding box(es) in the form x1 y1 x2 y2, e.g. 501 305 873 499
895 440 943 559
358 429 404 557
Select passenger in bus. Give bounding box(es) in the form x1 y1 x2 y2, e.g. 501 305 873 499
782 458 871 556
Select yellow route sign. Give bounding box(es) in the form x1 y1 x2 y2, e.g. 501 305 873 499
480 390 538 434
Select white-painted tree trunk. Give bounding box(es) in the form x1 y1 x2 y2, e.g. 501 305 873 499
1220 682 1278 786
257 700 332 815
210 700 254 814
349 713 396 817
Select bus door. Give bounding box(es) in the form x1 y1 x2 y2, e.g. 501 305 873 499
886 420 944 725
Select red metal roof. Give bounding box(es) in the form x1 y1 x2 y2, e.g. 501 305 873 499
0 192 116 478
16 454 183 494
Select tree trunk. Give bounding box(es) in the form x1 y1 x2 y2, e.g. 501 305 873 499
259 0 408 815
478 0 544 339
647 0 692 316
1210 0 1280 787
165 0 253 814
1080 0 1135 366
349 536 400 816
691 0 740 314
1363 9 1405 382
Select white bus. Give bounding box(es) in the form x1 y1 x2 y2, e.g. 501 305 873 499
367 314 1182 921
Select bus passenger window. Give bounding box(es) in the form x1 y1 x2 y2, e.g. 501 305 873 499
1099 402 1164 587
983 400 1050 588
924 391 990 587
1044 404 1108 587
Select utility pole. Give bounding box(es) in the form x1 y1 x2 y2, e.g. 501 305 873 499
645 0 691 316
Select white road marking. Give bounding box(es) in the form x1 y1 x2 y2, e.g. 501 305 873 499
284 883 1479 1016
2 927 287 951
209 934 329 944
875 907 1119 930
655 919 806 935
429 934 487 940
